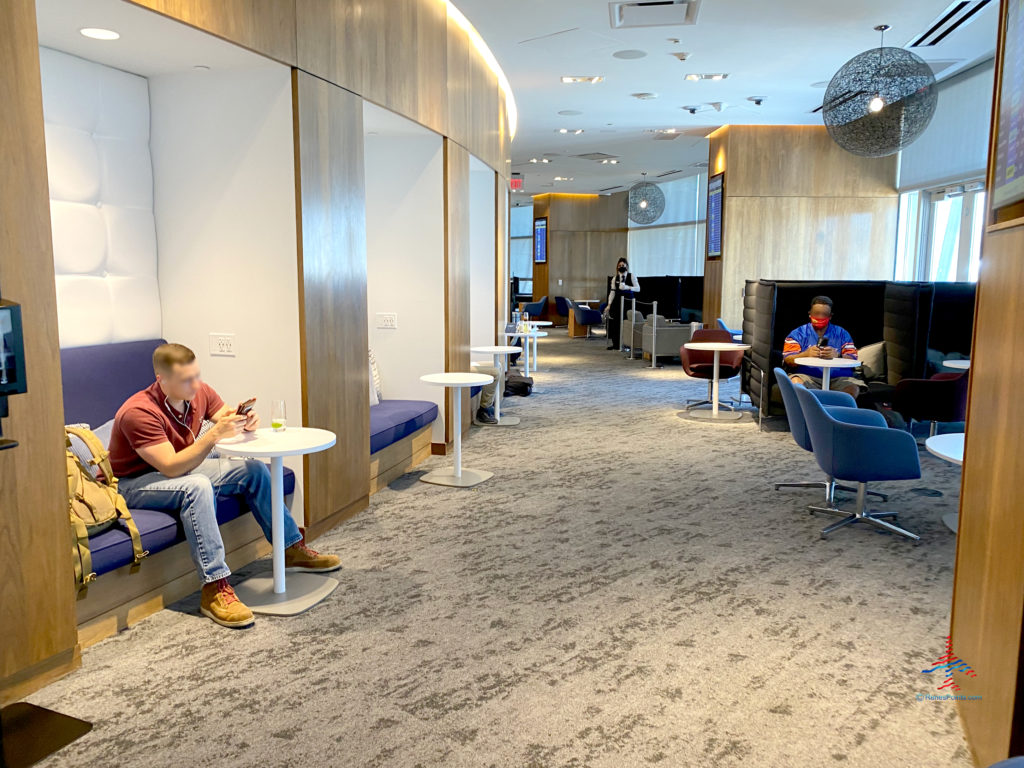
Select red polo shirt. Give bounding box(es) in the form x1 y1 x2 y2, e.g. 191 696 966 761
109 381 225 478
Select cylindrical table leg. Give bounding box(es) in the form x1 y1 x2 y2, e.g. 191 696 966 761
493 353 502 422
271 454 286 594
712 350 721 418
524 336 531 377
452 388 462 479
533 334 539 371
823 369 831 391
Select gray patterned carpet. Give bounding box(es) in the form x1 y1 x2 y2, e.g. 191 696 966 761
30 331 971 767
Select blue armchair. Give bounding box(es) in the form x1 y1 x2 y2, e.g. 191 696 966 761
569 299 604 339
793 383 921 541
554 296 570 319
716 318 741 338
523 295 547 318
774 368 887 506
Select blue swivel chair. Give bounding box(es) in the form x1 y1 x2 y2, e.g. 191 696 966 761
793 383 921 541
774 368 887 506
523 295 547 318
568 299 604 339
716 318 741 338
554 296 571 320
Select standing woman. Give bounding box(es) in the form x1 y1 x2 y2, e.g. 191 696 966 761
605 258 640 350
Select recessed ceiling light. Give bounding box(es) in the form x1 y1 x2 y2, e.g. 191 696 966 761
682 105 701 114
561 76 604 84
669 52 690 62
80 27 120 40
747 96 764 106
600 159 620 165
553 176 574 182
557 128 584 135
632 92 658 100
613 49 647 60
645 128 681 135
685 73 729 81
558 109 583 116
529 158 552 164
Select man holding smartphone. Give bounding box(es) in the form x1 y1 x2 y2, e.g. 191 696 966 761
108 343 341 629
782 296 862 398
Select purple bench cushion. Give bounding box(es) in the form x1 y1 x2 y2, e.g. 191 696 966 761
370 399 438 454
61 339 165 428
88 467 296 576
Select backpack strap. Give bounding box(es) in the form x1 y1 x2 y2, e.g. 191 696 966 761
115 492 148 569
69 512 97 589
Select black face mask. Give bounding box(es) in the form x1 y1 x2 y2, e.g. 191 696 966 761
618 267 627 274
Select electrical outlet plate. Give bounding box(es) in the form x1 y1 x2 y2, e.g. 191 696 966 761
376 312 398 330
210 333 235 357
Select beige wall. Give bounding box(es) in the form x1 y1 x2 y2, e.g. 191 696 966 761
704 125 899 326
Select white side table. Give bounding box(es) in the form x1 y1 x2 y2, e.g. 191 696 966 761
942 359 971 370
527 321 553 370
503 330 546 376
420 372 495 487
925 432 965 534
794 356 859 391
471 345 521 426
683 342 751 421
216 427 337 615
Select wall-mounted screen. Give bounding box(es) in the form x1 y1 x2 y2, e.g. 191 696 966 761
992 0 1024 214
534 217 548 263
0 301 27 397
706 173 724 259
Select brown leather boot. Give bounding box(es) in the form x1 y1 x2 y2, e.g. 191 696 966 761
200 578 255 628
285 539 342 573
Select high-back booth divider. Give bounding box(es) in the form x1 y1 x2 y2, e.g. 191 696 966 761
743 279 976 416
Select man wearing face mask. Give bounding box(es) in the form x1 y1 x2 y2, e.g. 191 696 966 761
782 295 862 398
604 258 640 350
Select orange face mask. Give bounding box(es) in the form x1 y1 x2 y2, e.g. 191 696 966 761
810 317 830 330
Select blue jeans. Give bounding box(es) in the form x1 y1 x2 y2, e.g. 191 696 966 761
118 458 303 583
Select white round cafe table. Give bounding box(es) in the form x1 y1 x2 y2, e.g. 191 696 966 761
942 359 971 370
925 432 965 534
420 372 495 487
216 427 337 615
470 345 521 426
502 330 547 376
683 342 751 421
528 322 553 368
794 356 859 391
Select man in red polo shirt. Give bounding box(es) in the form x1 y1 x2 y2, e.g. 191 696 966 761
109 343 341 628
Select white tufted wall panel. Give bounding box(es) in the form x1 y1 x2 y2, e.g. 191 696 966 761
40 47 161 348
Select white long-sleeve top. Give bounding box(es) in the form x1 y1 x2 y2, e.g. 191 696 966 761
607 272 640 307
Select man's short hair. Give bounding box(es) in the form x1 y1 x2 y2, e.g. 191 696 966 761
809 295 833 313
153 343 196 375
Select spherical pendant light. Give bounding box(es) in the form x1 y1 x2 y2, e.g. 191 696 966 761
627 173 665 225
822 25 937 158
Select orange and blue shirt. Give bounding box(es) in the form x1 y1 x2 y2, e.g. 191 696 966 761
783 323 857 379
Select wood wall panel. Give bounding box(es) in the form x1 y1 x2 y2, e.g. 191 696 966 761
703 125 899 325
295 0 447 136
444 139 472 441
0 0 79 704
446 16 501 170
951 225 1024 767
293 71 370 530
126 0 297 65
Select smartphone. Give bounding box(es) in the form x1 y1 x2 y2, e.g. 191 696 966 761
236 397 257 417
817 336 829 349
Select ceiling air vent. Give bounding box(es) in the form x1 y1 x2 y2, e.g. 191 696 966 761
599 185 625 193
573 152 620 161
909 0 993 47
609 1 702 29
656 169 684 178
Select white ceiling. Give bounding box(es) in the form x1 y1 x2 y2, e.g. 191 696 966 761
35 0 278 76
454 0 999 199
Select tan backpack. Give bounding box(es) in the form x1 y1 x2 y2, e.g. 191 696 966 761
66 426 147 588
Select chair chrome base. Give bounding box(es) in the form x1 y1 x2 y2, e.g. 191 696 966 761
809 484 919 542
774 477 888 506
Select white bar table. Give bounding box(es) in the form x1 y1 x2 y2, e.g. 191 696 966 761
420 372 495 487
527 320 553 371
794 356 859 390
925 432 965 534
682 341 751 421
470 345 521 425
942 359 971 370
503 330 546 377
216 427 337 615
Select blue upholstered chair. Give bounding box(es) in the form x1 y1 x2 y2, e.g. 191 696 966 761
523 296 547 317
793 383 921 541
554 296 570 319
716 318 741 338
569 299 604 339
774 368 887 506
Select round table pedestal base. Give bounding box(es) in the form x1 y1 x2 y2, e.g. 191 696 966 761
942 513 959 534
420 468 493 487
232 572 339 616
680 408 744 422
479 415 520 426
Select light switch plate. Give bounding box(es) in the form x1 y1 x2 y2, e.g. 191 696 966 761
376 312 398 330
210 333 235 357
